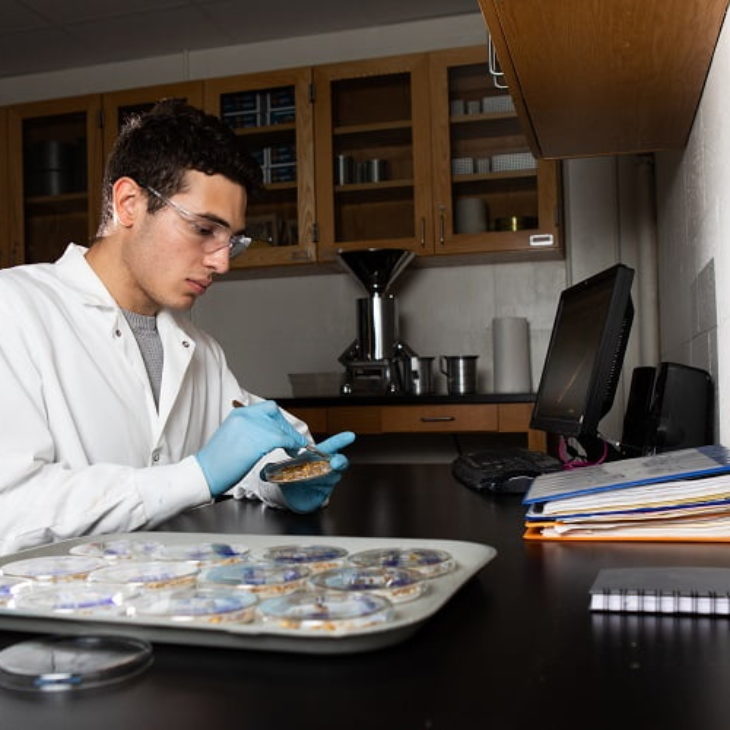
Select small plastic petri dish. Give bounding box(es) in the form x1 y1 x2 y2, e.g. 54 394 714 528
11 583 134 616
257 589 394 632
87 561 199 590
127 588 257 624
347 547 456 578
261 544 348 574
0 577 32 606
147 542 249 565
0 635 153 692
310 566 426 603
69 539 162 561
1 556 107 583
198 562 310 597
260 450 333 485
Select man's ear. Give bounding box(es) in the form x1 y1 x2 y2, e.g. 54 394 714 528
112 177 145 228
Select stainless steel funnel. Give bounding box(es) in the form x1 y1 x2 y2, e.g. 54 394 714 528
338 248 415 295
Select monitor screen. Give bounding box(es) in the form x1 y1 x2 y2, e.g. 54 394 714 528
530 264 635 439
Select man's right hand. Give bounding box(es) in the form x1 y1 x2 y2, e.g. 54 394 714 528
195 400 308 497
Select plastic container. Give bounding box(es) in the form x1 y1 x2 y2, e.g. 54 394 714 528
69 539 162 561
0 635 153 692
311 566 425 603
287 372 343 397
261 545 348 574
260 450 333 485
147 542 249 565
127 588 257 624
1 556 107 582
11 584 133 616
87 561 199 590
0 577 32 606
199 562 310 597
348 548 456 578
257 589 394 631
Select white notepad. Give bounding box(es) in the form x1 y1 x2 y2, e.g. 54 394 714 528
589 566 730 614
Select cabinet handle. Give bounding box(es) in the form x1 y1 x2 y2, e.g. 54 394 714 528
419 217 426 248
420 416 455 422
488 35 509 90
439 209 445 245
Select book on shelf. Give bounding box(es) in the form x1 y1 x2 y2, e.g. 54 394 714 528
522 445 730 541
589 567 730 614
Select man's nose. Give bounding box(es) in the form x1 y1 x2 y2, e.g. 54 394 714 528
204 245 231 275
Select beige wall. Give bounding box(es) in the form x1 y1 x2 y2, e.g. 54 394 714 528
654 12 730 441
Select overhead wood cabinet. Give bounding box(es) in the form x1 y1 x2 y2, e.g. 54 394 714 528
314 48 562 262
204 67 317 270
313 53 434 259
477 0 730 158
102 81 203 159
7 95 103 266
428 45 561 259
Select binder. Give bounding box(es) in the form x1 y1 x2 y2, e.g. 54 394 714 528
523 445 730 506
589 567 730 614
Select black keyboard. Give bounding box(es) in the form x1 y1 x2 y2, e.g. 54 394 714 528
452 448 562 495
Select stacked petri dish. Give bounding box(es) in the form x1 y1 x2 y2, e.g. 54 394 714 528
260 544 348 574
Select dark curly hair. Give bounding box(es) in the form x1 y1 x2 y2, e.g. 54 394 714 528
96 99 263 236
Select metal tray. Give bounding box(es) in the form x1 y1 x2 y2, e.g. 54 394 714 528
0 532 496 655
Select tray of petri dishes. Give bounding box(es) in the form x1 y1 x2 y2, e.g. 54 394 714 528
0 532 496 654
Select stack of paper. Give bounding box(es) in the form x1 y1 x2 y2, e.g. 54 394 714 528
523 445 730 541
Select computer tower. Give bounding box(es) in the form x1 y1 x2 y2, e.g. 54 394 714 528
647 362 714 452
621 362 714 455
620 366 657 456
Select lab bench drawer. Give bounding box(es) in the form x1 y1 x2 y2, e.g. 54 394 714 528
381 404 499 433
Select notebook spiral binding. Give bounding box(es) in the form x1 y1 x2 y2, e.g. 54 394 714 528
590 589 730 615
589 567 730 615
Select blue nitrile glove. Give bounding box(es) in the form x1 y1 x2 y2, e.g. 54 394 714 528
196 400 308 497
279 431 356 513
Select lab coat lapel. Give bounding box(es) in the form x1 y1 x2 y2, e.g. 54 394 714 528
155 311 195 439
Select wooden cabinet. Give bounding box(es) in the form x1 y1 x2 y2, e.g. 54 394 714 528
313 53 433 260
477 0 730 159
0 45 564 270
313 48 561 262
102 81 203 159
204 67 316 270
428 45 561 259
286 401 547 451
7 95 103 265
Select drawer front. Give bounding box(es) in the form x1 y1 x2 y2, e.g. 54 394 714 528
327 406 382 434
497 402 534 432
381 405 498 432
286 407 327 434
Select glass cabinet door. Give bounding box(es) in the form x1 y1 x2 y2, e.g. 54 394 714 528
429 46 561 258
313 53 433 259
102 81 204 159
204 67 315 270
8 95 103 265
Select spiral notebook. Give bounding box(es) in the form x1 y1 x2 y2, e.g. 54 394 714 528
589 567 730 614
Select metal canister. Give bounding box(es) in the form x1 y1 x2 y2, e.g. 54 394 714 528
368 159 388 182
335 155 353 185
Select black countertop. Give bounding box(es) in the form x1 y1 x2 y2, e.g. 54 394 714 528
2 463 730 730
274 392 536 407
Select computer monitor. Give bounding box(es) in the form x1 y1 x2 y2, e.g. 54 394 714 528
530 263 635 440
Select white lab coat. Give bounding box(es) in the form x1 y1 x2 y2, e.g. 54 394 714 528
0 244 309 555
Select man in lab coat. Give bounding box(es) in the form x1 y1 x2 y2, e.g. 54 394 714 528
0 100 354 555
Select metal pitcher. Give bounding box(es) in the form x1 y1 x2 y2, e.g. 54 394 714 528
406 356 434 395
439 355 478 395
